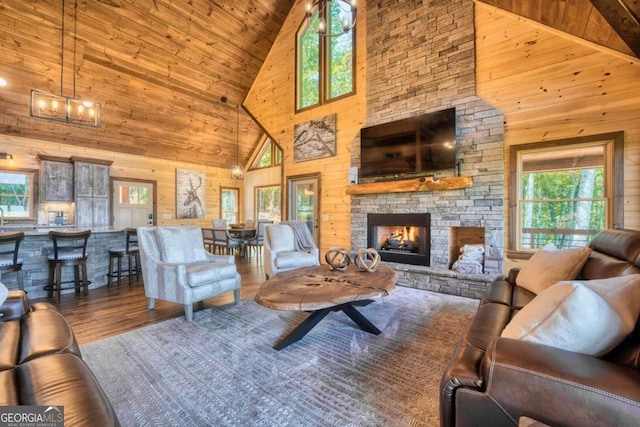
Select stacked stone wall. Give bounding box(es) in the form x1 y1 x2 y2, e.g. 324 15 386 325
351 0 505 296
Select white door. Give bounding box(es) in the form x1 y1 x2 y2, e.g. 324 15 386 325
112 180 155 228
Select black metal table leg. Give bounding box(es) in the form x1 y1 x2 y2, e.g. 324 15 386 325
274 308 331 350
340 303 382 335
273 302 382 350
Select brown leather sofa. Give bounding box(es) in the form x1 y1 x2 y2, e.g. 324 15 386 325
441 229 640 427
0 290 119 426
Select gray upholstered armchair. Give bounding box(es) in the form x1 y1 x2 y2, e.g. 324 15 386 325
263 221 319 279
137 226 241 321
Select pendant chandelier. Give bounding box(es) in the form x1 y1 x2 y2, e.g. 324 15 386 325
305 0 357 37
30 0 101 127
221 96 244 180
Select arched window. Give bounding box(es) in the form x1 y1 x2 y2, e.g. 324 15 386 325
296 0 356 111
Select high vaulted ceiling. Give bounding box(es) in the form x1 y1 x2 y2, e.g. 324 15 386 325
0 0 637 168
0 0 294 167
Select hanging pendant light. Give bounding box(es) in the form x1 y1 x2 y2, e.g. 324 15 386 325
230 105 244 180
29 0 101 127
221 96 244 180
305 0 356 37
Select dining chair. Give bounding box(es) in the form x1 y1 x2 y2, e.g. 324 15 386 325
202 228 215 252
212 228 240 255
0 231 25 291
246 220 273 261
212 218 228 228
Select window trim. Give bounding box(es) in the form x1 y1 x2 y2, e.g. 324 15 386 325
508 132 623 257
294 0 356 112
0 168 37 221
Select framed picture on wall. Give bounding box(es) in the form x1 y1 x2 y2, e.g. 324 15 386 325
176 168 206 219
293 114 337 162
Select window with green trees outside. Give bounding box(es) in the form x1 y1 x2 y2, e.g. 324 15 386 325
516 143 609 250
0 170 34 218
296 0 355 110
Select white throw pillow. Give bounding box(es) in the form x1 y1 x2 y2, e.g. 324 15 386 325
502 274 640 356
516 245 592 294
156 227 208 263
0 281 8 306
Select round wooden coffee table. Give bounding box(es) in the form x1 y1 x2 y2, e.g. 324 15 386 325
255 264 397 350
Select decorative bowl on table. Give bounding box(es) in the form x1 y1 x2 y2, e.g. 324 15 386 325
229 223 245 229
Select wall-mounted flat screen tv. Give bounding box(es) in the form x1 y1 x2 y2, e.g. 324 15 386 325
359 108 456 181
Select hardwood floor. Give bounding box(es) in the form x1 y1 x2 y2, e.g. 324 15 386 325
32 256 266 345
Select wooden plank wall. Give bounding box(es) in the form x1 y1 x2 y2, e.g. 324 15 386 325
475 3 640 269
244 1 367 255
0 135 242 227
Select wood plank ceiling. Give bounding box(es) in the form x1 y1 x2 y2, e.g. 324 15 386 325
0 0 637 167
476 0 640 58
0 0 294 167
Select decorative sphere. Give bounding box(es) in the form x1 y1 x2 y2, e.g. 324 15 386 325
325 247 351 271
355 248 381 272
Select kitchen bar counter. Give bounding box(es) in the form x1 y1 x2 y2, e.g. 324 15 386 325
0 225 121 234
0 227 127 299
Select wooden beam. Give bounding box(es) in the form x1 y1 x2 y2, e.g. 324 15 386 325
345 176 473 195
590 0 640 57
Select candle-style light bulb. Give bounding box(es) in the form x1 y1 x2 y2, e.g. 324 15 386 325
78 104 84 119
51 100 58 113
38 99 45 113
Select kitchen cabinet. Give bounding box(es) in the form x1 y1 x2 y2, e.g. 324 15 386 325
38 156 74 202
72 158 112 228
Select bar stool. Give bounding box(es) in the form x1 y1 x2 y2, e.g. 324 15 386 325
47 230 92 303
107 228 140 286
0 232 25 291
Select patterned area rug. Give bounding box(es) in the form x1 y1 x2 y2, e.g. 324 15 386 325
81 286 479 427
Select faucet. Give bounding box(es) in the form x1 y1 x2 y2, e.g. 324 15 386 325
0 206 3 227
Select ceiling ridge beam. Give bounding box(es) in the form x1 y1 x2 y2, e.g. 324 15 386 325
589 0 640 58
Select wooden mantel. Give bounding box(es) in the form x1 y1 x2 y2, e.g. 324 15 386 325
345 176 473 195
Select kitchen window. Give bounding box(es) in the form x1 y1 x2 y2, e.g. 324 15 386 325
0 169 35 219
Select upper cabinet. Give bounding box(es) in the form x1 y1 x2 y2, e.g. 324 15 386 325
74 162 110 198
71 157 113 228
37 155 74 202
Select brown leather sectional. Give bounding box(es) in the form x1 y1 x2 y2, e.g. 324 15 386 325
441 228 640 426
0 291 119 426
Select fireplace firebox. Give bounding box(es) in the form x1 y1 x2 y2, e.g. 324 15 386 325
367 213 430 266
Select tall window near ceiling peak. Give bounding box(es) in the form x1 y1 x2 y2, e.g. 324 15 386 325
296 0 355 111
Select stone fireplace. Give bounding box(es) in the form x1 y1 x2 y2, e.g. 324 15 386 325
349 0 505 299
367 213 431 266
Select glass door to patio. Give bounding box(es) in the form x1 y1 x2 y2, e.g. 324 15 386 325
287 174 320 244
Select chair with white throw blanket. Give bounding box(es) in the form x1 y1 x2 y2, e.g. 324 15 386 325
137 226 241 321
263 221 319 279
